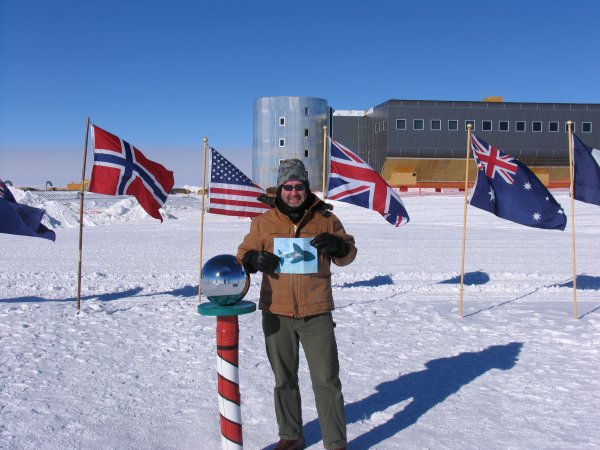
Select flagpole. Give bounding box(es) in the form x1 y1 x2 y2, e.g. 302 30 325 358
322 125 328 200
567 121 577 319
459 123 473 317
198 137 209 305
76 117 90 314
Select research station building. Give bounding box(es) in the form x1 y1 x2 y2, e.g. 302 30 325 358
253 96 600 189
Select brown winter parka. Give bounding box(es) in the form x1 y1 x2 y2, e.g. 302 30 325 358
236 196 357 318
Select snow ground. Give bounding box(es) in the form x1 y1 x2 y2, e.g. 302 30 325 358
1 190 599 449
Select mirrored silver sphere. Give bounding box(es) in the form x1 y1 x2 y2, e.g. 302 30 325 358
201 254 249 306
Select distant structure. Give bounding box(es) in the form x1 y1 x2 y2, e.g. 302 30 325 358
253 96 329 190
333 98 600 188
252 96 600 189
66 180 90 191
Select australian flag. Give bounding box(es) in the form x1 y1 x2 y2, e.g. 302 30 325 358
0 180 56 241
89 125 174 221
470 135 566 230
572 133 600 206
327 139 409 226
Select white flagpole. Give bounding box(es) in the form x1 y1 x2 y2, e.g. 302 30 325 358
459 123 473 317
198 137 208 305
567 121 577 319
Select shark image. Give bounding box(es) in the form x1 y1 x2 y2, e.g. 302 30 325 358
277 243 317 264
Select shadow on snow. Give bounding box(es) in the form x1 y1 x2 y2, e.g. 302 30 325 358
553 274 600 290
341 274 395 288
299 342 523 449
0 285 198 304
439 270 490 286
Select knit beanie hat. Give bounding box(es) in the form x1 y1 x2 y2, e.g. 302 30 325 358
276 159 310 189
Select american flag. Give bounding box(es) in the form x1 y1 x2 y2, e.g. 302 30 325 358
470 134 566 230
208 148 270 218
89 125 174 221
327 138 409 226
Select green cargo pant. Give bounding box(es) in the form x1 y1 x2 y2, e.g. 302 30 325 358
263 311 347 450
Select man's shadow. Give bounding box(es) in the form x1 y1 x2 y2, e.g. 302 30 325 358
301 342 523 449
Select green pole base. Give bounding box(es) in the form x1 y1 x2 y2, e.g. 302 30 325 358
198 300 256 316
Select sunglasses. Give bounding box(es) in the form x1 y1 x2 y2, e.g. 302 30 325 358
281 183 306 192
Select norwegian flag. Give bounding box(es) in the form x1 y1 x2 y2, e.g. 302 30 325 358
470 135 566 230
327 138 409 226
89 125 174 221
208 147 271 218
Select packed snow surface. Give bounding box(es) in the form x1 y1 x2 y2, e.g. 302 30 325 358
1 189 599 449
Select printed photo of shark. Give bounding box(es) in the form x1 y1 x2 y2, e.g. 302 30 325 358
277 242 316 265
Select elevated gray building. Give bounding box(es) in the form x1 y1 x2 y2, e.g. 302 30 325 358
252 97 600 189
253 96 330 190
332 98 600 187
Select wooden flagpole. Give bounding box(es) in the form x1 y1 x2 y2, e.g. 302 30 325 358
567 121 577 319
76 117 90 314
322 125 328 200
459 123 473 317
198 137 209 305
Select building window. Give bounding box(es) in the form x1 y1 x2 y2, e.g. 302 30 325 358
448 120 458 131
279 117 285 126
304 149 309 158
465 120 475 131
375 122 380 133
279 138 285 147
304 128 309 138
482 120 492 131
304 107 309 116
532 121 542 132
499 121 509 132
396 119 406 130
431 119 441 130
565 122 576 132
413 119 424 130
515 121 526 132
582 122 592 133
549 121 559 132
382 120 387 131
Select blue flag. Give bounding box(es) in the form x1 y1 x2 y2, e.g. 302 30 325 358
0 180 56 241
572 133 600 206
470 135 566 230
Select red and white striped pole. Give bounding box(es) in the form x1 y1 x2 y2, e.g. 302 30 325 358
198 254 255 448
216 316 243 449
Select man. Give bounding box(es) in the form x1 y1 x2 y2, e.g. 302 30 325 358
237 159 356 450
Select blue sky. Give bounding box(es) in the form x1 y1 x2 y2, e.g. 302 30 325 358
1 0 599 188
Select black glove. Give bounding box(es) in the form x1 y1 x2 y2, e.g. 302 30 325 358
244 250 280 274
310 233 349 258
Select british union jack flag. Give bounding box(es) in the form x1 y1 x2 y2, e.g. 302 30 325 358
327 139 409 226
471 134 518 184
89 125 174 221
470 134 566 230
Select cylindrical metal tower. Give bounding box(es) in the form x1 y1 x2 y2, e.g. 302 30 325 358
253 96 329 191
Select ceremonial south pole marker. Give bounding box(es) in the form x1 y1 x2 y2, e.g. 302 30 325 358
198 254 256 450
